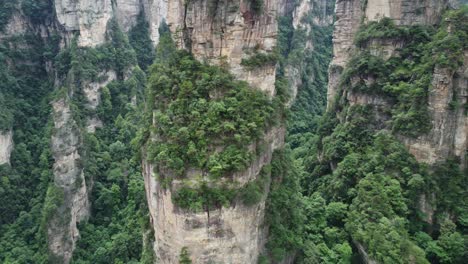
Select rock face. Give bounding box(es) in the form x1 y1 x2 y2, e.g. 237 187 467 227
402 56 468 167
165 0 279 95
0 130 13 165
48 98 89 263
326 0 363 107
327 0 466 167
54 0 167 46
327 0 454 108
144 127 285 263
142 0 293 262
327 0 467 262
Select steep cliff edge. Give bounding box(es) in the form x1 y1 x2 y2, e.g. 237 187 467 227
0 1 152 262
140 0 300 263
164 0 279 95
141 2 283 262
318 0 467 263
328 0 466 167
48 98 89 263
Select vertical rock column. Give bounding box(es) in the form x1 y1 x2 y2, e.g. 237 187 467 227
143 0 286 263
48 98 89 263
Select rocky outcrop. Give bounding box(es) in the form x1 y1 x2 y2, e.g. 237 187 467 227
327 0 454 108
326 0 363 108
365 0 448 24
55 0 115 46
54 0 166 46
165 0 279 95
144 126 285 263
355 242 378 264
83 70 117 110
327 0 466 166
48 98 89 263
402 56 468 167
141 1 299 262
0 130 13 165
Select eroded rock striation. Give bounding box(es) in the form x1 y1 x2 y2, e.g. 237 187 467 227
0 130 13 165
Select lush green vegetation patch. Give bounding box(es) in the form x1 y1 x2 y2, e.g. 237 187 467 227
339 8 467 137
241 50 279 70
147 47 276 179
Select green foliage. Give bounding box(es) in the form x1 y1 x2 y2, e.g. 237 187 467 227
241 50 279 70
0 29 56 263
0 0 16 31
179 247 192 264
129 12 155 71
355 17 409 47
55 20 137 84
342 8 468 137
264 149 305 262
0 93 14 130
21 0 53 23
69 44 151 262
430 158 466 222
41 184 64 228
239 165 270 206
428 6 467 69
146 32 278 180
285 11 334 152
239 178 265 206
172 182 236 212
249 0 264 15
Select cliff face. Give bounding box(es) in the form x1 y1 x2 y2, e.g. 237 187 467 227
328 0 467 167
54 0 168 46
402 55 467 167
142 1 287 262
0 130 13 165
48 98 89 263
165 0 279 95
328 0 455 107
326 0 467 262
144 127 285 263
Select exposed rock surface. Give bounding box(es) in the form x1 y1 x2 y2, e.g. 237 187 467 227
327 0 363 107
402 56 468 167
165 0 279 95
365 0 448 24
54 0 167 46
327 0 467 262
83 70 117 110
48 98 89 263
0 130 13 165
144 127 285 263
355 242 378 264
328 0 466 167
327 0 454 108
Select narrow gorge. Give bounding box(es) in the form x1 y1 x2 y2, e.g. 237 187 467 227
0 0 466 264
